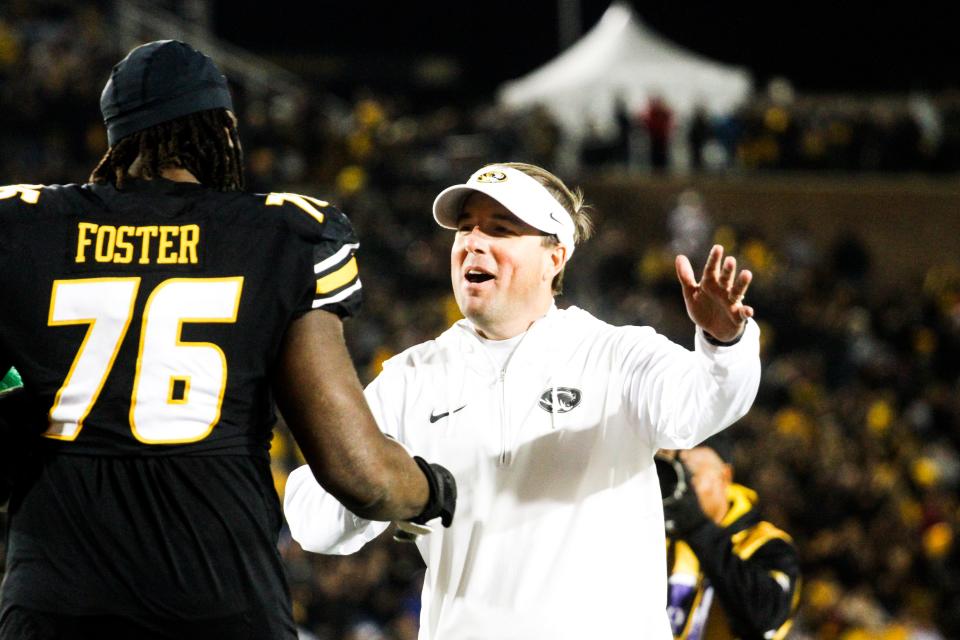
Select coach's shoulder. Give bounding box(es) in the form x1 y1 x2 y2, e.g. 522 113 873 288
557 305 644 342
379 339 443 373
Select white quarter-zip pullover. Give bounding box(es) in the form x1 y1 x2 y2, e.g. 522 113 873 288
285 306 761 639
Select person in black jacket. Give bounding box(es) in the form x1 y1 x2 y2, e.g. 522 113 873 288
662 433 800 639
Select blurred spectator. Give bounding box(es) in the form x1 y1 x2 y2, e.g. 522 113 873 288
661 434 800 639
688 105 711 171
667 190 712 259
641 95 675 171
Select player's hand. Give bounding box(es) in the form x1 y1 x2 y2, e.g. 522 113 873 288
663 459 710 537
675 245 753 343
410 456 457 528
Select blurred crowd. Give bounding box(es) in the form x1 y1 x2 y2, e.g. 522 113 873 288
587 85 960 175
6 2 960 189
628 201 960 640
4 2 960 639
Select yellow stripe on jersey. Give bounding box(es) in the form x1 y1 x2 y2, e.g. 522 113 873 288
731 521 793 561
316 256 358 294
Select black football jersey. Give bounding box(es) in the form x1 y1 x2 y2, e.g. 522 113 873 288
0 180 362 456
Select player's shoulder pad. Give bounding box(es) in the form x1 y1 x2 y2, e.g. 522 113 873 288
0 184 48 216
259 191 355 242
0 183 97 220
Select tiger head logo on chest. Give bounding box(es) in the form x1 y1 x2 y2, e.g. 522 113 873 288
537 387 582 413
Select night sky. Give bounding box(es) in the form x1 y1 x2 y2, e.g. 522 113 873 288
213 1 960 98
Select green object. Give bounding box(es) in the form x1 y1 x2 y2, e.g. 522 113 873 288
0 367 23 394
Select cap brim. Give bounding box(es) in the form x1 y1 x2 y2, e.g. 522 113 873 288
432 185 487 229
432 182 558 233
431 167 576 256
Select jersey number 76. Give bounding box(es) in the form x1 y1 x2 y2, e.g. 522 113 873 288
45 277 243 444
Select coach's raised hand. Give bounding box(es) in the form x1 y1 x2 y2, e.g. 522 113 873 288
675 244 754 343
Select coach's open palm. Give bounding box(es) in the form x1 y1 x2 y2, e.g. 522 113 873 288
675 244 753 343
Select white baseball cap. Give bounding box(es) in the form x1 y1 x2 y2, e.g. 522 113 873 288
432 165 576 257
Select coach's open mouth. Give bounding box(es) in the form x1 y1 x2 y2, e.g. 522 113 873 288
465 269 494 284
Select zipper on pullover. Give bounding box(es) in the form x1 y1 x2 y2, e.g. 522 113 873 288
498 367 509 466
460 316 543 468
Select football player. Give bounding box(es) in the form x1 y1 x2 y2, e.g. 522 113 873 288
0 40 454 639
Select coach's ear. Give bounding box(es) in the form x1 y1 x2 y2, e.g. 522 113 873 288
543 242 568 283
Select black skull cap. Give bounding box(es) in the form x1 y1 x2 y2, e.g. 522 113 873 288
100 40 233 146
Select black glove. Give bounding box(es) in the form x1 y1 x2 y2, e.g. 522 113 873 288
663 460 709 537
410 456 457 527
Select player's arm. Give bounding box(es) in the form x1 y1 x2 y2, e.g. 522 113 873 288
273 308 453 524
284 370 418 553
284 462 390 554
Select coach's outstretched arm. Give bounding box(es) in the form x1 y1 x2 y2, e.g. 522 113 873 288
273 309 455 525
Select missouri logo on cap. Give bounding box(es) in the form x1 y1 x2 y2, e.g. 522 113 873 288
476 171 507 183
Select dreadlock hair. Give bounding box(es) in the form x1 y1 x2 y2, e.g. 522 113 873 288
90 108 244 191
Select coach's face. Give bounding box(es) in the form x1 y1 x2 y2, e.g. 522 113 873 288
451 193 562 340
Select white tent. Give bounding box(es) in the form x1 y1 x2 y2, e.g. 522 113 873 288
498 2 753 139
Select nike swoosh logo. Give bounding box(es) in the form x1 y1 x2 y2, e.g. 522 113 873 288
549 212 562 225
429 405 467 424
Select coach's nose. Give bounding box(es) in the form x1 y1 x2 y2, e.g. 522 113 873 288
462 225 489 254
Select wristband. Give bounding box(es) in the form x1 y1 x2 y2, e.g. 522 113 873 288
410 456 457 527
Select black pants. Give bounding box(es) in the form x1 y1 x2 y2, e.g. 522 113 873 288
2 454 296 639
0 606 255 640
